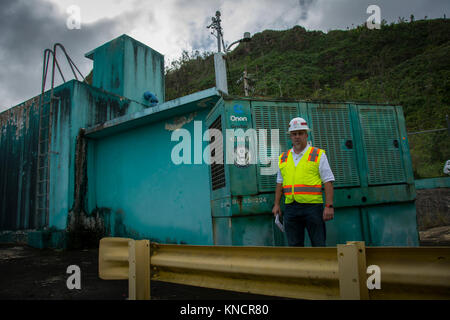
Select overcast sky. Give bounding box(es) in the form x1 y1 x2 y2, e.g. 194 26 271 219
0 0 448 112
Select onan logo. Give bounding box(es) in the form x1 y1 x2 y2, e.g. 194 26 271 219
233 104 244 114
230 115 248 122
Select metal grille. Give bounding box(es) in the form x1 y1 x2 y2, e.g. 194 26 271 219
210 116 225 191
359 107 405 184
309 105 360 187
253 104 298 191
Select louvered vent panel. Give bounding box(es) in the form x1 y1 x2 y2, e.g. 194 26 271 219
253 105 298 191
359 108 405 184
309 105 360 187
210 116 225 190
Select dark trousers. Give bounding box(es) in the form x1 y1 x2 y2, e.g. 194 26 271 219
284 202 326 247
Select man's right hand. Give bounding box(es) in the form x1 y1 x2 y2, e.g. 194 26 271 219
272 204 282 217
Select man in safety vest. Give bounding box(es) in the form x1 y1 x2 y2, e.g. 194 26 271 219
272 117 335 247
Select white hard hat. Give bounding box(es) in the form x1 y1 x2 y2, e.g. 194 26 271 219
288 117 310 132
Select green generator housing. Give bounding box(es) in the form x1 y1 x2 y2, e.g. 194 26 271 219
206 97 419 247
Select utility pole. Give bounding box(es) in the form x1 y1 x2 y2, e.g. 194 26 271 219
243 65 249 96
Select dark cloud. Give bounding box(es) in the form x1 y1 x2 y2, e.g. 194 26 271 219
0 0 122 112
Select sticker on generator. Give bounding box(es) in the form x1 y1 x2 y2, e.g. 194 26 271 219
234 146 251 167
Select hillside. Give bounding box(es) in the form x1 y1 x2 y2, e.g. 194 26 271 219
165 18 450 178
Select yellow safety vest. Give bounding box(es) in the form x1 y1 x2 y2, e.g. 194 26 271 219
278 147 325 204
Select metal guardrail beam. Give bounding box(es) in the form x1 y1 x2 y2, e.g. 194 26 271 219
366 247 450 299
98 238 450 300
150 243 340 300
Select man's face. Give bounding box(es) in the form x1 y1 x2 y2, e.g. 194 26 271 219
290 130 308 148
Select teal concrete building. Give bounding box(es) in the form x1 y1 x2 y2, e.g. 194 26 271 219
0 34 419 248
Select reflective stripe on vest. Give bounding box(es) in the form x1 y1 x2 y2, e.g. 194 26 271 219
283 185 293 195
293 184 322 195
280 149 291 164
308 147 320 162
283 185 322 195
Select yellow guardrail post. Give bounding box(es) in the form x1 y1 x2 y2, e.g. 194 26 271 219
99 237 150 300
128 239 136 300
337 241 369 300
135 239 150 300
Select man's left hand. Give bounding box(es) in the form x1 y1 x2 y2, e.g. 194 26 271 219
323 207 334 221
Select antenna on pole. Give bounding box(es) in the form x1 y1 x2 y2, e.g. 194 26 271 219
207 11 224 53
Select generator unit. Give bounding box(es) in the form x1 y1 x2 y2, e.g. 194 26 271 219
206 97 418 247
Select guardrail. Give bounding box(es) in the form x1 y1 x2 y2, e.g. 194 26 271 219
98 238 450 300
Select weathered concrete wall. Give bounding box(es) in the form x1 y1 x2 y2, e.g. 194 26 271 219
51 81 136 233
0 97 40 230
50 81 147 248
86 108 215 245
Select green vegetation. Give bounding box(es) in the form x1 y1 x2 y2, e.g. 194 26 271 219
165 18 450 178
